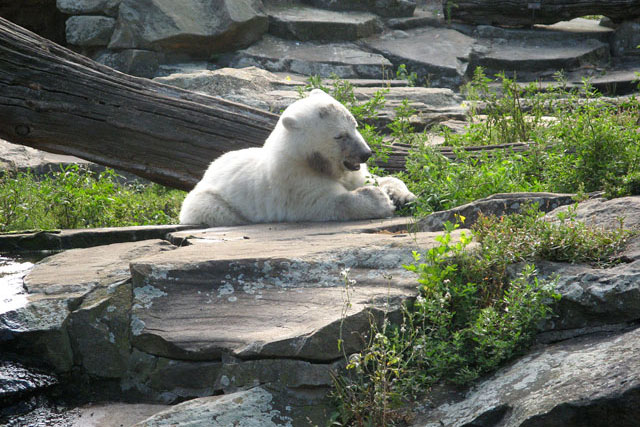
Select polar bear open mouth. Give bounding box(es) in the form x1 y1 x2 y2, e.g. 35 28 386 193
343 160 361 171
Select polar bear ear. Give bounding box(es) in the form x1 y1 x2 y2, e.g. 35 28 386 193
282 115 300 130
310 89 327 97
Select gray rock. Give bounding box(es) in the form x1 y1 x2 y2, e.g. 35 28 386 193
108 0 268 57
475 18 614 44
546 196 640 230
128 218 468 362
268 6 382 41
154 67 464 123
0 139 95 176
68 280 133 378
154 67 301 112
94 48 162 78
65 15 116 46
303 0 416 18
57 0 121 16
530 196 640 333
67 402 170 427
0 240 176 372
363 27 476 88
612 21 640 57
470 37 610 79
386 4 444 30
536 17 615 42
418 192 576 232
133 387 301 426
0 360 57 403
227 35 392 79
415 327 640 427
536 257 640 332
123 348 338 402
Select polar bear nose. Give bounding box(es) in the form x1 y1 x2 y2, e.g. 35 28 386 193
359 147 372 163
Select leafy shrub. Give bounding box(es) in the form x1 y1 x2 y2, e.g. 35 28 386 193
473 203 633 268
0 165 184 232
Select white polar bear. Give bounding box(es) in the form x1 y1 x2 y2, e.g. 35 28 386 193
179 89 416 226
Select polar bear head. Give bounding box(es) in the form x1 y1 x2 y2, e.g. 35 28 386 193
276 89 372 178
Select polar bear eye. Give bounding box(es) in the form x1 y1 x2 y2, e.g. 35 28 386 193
334 133 347 140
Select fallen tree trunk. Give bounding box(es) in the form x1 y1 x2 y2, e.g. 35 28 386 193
0 16 279 191
448 0 640 26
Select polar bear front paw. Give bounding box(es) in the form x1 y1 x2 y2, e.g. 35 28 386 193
352 186 395 218
377 177 417 209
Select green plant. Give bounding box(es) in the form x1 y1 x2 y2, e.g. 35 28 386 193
0 165 184 232
453 68 551 147
332 220 562 425
401 68 640 216
444 0 458 25
400 145 546 216
396 64 418 87
541 82 640 195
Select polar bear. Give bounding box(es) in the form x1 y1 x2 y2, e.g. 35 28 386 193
179 89 416 226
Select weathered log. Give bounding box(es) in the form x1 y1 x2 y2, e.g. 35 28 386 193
447 0 640 26
0 16 279 191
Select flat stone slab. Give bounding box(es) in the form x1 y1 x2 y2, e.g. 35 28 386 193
0 224 198 253
70 402 170 427
155 67 465 126
363 27 476 88
268 6 382 41
129 218 467 361
227 35 392 79
472 38 610 77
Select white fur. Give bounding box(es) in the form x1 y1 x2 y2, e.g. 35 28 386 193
179 90 416 226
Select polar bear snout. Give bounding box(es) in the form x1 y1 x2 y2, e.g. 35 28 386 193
339 132 372 171
358 146 373 163
343 146 371 171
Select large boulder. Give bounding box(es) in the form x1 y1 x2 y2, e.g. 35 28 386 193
415 326 640 426
0 240 176 372
65 15 116 46
363 27 476 88
108 0 268 58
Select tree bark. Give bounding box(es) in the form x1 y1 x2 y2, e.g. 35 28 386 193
0 16 279 191
447 0 640 26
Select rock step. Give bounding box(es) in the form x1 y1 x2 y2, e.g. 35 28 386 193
223 16 618 89
267 5 383 41
0 224 200 253
225 35 392 79
471 38 610 79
